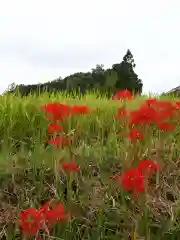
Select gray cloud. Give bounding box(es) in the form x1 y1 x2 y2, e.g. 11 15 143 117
0 0 180 94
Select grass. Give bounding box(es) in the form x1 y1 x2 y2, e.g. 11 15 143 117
0 91 180 239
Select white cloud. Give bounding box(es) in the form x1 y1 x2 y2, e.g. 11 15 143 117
0 0 180 94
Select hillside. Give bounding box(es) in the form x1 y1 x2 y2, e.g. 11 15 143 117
0 90 179 238
7 50 143 97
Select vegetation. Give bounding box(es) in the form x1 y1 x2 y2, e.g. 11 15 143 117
7 49 143 97
0 89 180 239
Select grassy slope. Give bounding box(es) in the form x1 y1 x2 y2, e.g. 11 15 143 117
0 92 180 239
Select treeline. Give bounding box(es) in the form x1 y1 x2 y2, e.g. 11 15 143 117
7 49 143 97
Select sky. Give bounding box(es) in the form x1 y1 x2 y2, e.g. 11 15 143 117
0 0 180 94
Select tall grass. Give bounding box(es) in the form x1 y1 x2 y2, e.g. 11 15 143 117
0 91 180 239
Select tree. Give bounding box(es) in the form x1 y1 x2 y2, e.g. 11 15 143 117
91 64 105 74
123 49 136 68
7 82 16 91
91 64 105 86
7 50 143 96
105 70 118 88
112 49 142 94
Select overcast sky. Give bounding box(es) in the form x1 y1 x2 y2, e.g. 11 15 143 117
0 0 180 94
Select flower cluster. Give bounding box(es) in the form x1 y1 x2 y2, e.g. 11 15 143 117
19 201 69 239
18 103 88 238
112 89 134 100
61 160 80 173
114 93 180 141
41 103 92 148
115 159 160 197
18 89 180 237
41 103 91 122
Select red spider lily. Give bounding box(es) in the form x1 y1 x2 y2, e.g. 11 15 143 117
118 168 145 193
48 123 63 133
39 202 70 229
145 98 157 106
175 101 180 110
157 122 175 131
131 99 177 127
71 105 90 115
41 103 71 121
156 106 176 121
128 129 144 140
114 107 128 119
48 136 72 148
61 161 80 173
130 105 159 126
152 100 175 110
112 89 133 100
138 159 160 177
19 201 69 238
145 99 177 120
19 208 43 239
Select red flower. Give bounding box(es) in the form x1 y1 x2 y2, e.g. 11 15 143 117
130 105 158 126
19 201 70 238
145 99 176 120
145 98 157 106
40 202 70 228
41 103 71 121
157 122 175 131
48 136 72 148
175 101 180 110
130 99 177 127
153 100 175 110
128 129 143 140
62 161 80 173
138 159 160 177
19 208 43 238
71 105 90 115
112 89 133 100
48 123 63 133
118 168 144 193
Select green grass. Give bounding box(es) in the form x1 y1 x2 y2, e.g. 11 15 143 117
0 91 180 239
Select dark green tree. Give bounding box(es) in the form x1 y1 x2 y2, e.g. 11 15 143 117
112 49 142 94
91 64 105 87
